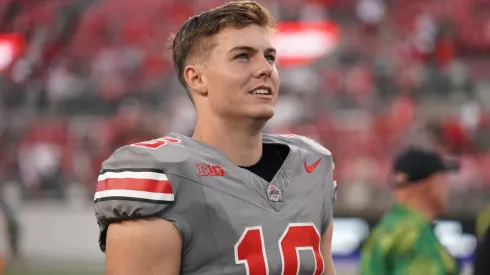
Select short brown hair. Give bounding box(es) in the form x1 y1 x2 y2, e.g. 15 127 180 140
170 1 275 93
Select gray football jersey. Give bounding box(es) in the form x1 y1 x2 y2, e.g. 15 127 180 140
94 133 337 275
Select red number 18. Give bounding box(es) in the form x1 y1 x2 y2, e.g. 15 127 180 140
234 223 324 275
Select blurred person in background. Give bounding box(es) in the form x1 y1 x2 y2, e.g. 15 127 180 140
0 196 21 263
93 1 336 275
473 205 490 275
359 147 460 275
0 125 21 265
475 204 490 244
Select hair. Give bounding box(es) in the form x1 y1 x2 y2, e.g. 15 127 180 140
169 1 276 96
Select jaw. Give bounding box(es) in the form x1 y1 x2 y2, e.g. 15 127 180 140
246 105 275 124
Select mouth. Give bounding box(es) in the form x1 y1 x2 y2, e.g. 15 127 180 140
249 86 272 96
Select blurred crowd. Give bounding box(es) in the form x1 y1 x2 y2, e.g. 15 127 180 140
0 0 489 215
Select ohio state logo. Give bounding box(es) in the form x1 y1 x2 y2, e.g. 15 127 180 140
267 184 282 202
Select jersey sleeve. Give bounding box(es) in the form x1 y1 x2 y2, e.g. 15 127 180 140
94 145 174 252
322 156 337 233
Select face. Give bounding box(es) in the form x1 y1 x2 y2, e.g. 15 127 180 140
187 24 280 121
427 172 448 216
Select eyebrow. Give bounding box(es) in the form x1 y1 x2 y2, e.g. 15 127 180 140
228 45 277 55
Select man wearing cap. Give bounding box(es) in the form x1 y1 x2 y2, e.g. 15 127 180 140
359 147 460 275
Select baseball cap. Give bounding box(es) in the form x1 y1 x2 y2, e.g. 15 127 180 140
389 147 460 187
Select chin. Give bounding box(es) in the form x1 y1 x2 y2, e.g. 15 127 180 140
248 106 275 120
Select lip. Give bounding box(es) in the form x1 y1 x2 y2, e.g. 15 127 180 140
250 94 273 100
249 85 273 95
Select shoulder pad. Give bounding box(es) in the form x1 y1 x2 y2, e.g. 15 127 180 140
275 134 333 156
94 144 175 251
130 136 182 150
127 135 191 164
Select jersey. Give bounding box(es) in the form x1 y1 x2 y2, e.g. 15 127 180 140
359 204 459 275
94 132 337 275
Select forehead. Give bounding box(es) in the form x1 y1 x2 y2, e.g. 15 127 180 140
212 25 273 52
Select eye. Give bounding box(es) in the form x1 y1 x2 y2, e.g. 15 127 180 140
235 53 249 60
265 55 276 62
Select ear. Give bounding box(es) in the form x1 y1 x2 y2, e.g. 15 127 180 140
184 64 207 96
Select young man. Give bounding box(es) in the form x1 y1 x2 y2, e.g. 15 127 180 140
94 1 337 275
359 147 459 275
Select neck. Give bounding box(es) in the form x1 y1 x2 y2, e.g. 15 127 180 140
395 191 437 222
192 113 266 166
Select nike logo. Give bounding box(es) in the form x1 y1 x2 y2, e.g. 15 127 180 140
304 158 322 173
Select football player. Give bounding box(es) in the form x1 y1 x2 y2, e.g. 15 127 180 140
94 1 337 274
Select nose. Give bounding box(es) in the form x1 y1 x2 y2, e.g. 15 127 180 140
253 56 273 79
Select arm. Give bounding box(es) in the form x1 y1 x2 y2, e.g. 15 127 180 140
321 221 335 275
105 218 182 275
106 218 181 275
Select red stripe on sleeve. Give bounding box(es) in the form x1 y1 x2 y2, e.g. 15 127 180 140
96 178 173 194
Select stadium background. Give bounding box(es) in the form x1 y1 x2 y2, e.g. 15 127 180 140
0 0 489 274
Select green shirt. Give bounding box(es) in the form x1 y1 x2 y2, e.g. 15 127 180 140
476 204 490 240
359 204 459 275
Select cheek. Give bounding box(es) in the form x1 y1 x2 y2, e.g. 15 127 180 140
209 67 248 93
206 74 242 109
272 69 280 87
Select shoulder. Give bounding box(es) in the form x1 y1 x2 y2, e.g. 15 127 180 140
106 134 192 164
268 134 337 200
96 133 196 202
102 134 204 174
265 133 333 157
94 134 195 251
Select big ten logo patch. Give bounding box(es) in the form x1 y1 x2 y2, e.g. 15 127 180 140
196 164 225 177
